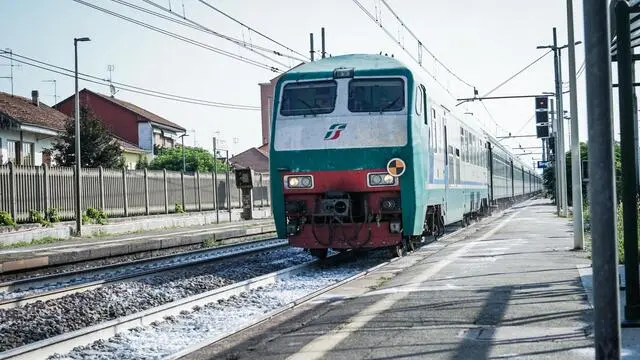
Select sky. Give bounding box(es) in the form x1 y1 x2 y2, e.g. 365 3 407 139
0 0 611 166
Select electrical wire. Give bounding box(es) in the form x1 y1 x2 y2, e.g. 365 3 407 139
378 0 475 90
479 50 553 100
0 53 260 110
197 0 309 61
351 0 454 98
71 0 281 73
131 0 306 65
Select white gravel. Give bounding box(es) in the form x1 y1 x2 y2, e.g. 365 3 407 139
48 257 382 360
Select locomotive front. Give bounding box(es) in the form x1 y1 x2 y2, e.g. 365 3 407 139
269 55 418 258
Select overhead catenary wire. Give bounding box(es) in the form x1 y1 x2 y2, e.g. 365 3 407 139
197 0 309 61
71 0 281 73
127 0 307 65
0 52 260 110
350 0 454 98
378 0 476 90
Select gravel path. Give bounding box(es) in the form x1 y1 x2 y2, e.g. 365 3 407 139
0 247 313 352
48 253 386 360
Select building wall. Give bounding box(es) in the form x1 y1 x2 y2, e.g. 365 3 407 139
122 151 143 170
259 78 278 145
56 91 140 147
0 129 57 166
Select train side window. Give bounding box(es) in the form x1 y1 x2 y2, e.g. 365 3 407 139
416 86 423 117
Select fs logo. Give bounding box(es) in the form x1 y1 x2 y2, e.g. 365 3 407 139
324 123 347 140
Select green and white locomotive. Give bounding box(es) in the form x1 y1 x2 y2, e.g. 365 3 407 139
268 54 541 258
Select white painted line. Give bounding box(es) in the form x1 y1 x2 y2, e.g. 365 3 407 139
286 207 524 360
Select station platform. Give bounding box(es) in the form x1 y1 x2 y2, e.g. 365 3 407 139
181 199 640 360
0 218 275 274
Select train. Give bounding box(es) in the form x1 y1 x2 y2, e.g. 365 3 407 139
268 54 542 258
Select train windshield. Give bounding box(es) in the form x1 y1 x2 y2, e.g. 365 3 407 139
348 78 404 113
280 80 337 116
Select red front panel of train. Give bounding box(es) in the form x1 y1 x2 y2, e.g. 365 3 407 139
281 169 402 249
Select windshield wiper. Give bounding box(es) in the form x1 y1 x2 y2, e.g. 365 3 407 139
379 96 401 113
296 98 318 116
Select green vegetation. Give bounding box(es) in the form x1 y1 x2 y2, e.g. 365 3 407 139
149 146 228 173
82 207 108 225
0 236 66 249
0 211 16 227
174 203 185 213
51 106 124 168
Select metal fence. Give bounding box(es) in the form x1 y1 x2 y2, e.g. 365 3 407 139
0 164 271 223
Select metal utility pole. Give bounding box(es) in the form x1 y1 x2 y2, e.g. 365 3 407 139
74 37 90 236
550 98 561 214
615 0 640 324
553 28 569 218
321 27 326 59
309 33 315 61
179 133 188 172
583 0 621 357
567 0 584 249
213 137 219 224
0 48 18 95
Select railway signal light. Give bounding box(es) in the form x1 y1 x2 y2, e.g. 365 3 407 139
535 96 549 138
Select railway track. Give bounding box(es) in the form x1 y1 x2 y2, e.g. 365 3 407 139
0 237 287 309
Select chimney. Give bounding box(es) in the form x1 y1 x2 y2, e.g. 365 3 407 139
31 90 39 107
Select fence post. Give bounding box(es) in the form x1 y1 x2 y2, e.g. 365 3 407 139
181 171 186 211
8 162 16 221
163 169 169 214
196 171 202 211
122 167 129 217
226 169 231 221
259 173 264 208
98 166 105 211
43 164 50 212
144 168 150 215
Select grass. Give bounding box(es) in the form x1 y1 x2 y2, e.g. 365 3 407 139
583 201 640 264
0 236 67 250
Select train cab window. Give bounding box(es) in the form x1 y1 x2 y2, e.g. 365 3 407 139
280 80 337 116
348 78 405 113
416 85 424 117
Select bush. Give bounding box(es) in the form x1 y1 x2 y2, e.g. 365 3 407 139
46 207 61 223
29 209 51 227
175 203 185 213
83 207 108 225
613 200 640 264
0 211 16 227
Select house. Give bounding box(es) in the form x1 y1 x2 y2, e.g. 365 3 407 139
229 143 269 173
114 136 149 169
258 63 303 145
0 91 67 166
55 89 186 157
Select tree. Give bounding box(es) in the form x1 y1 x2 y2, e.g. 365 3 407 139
149 145 228 173
51 107 123 168
546 141 623 206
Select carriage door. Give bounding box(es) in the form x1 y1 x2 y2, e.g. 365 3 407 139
487 142 494 204
443 119 450 216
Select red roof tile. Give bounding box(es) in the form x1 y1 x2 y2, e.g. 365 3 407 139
0 92 69 131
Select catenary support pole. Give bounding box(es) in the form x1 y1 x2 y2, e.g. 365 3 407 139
567 0 584 249
615 0 640 324
553 28 569 218
583 0 621 357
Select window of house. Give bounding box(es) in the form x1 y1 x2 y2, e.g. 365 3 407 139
7 140 17 164
22 142 34 166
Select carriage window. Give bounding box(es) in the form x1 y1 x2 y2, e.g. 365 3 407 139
348 78 405 113
280 80 337 116
416 86 423 116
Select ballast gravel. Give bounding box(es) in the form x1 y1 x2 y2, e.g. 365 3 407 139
0 247 313 352
49 255 384 360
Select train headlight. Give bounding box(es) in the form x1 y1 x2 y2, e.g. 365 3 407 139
285 175 314 189
367 172 398 187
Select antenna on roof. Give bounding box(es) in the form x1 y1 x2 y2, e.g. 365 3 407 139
107 64 118 97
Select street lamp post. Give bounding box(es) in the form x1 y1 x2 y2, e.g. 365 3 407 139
179 133 189 172
74 37 90 236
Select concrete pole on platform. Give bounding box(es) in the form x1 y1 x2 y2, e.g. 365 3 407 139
566 0 584 249
583 0 621 357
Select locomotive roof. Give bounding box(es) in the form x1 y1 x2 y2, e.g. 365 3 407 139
282 54 408 79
